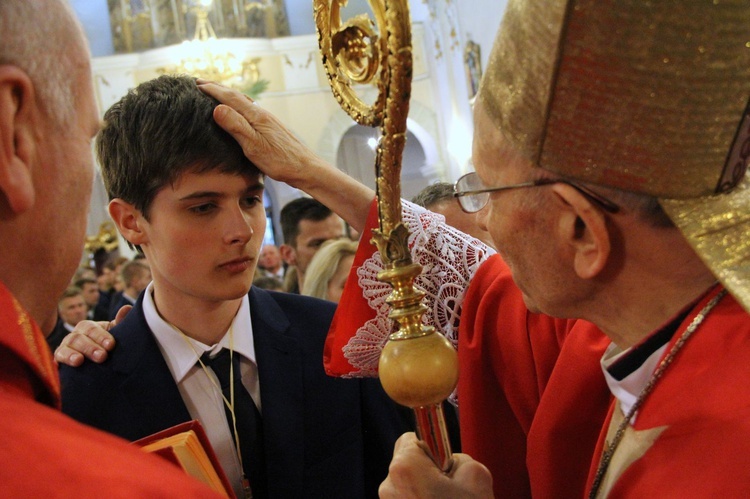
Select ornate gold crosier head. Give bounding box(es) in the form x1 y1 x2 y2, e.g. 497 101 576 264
314 0 457 471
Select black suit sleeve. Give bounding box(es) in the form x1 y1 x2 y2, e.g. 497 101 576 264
358 378 415 499
59 362 119 430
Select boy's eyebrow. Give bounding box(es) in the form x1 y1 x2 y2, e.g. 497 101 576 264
178 182 265 201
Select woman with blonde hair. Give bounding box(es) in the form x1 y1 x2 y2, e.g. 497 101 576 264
301 238 358 303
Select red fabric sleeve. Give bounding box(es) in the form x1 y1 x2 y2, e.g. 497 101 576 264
457 255 544 497
324 199 381 377
458 254 611 498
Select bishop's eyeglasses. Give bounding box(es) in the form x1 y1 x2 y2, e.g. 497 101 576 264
452 171 621 214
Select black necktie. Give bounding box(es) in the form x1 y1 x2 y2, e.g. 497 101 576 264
202 349 267 498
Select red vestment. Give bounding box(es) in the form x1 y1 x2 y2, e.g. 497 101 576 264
325 199 750 497
585 285 750 497
459 254 611 498
0 280 223 498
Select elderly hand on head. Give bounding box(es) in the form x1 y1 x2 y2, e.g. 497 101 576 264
54 306 130 366
197 80 375 234
379 433 494 499
197 81 321 188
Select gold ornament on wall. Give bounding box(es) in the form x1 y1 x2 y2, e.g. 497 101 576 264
153 0 271 92
109 0 290 53
111 0 283 93
84 221 120 254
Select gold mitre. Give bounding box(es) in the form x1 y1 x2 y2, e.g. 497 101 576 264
477 0 750 311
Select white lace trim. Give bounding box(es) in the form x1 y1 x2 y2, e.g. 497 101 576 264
341 200 495 379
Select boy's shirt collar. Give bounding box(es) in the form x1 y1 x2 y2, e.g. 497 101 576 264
142 282 256 383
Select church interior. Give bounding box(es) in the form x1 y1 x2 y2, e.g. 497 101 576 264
72 0 505 260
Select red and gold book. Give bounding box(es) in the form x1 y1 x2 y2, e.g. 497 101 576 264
134 420 235 498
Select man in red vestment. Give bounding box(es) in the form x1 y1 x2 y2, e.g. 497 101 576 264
59 1 750 497
0 1 223 496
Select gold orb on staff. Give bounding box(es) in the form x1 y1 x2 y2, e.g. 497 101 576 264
314 0 458 471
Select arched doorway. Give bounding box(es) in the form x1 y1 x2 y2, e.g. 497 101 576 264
335 122 441 201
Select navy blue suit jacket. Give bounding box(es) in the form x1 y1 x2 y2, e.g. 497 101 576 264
60 287 413 498
107 291 134 320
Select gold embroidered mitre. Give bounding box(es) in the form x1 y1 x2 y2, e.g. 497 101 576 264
477 0 750 312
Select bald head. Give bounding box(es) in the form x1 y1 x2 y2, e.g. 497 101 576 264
0 0 87 127
0 0 99 331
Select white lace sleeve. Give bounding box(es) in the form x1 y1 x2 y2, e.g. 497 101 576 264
341 200 496 377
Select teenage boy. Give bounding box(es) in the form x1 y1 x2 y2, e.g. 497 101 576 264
59 75 411 499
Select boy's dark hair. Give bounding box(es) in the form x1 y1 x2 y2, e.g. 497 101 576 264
96 74 260 221
280 197 333 247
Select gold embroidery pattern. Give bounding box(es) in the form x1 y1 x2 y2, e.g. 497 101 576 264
11 296 59 398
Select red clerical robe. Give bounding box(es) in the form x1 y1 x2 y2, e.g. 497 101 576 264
459 254 611 497
325 199 750 498
0 280 222 498
585 285 750 497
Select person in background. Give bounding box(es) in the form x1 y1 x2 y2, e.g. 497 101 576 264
47 286 88 351
301 238 358 303
0 1 220 495
252 274 285 292
108 259 151 319
102 254 129 318
256 243 284 280
100 255 128 293
96 256 120 295
282 265 298 294
72 266 97 283
109 255 128 292
411 181 493 247
93 256 120 324
74 277 102 320
279 197 345 293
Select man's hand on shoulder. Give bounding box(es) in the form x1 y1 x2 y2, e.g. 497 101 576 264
54 305 131 366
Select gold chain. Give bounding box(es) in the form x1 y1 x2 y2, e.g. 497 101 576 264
588 288 728 498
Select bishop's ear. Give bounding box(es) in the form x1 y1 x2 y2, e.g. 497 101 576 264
0 66 39 214
108 198 147 247
550 183 612 280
